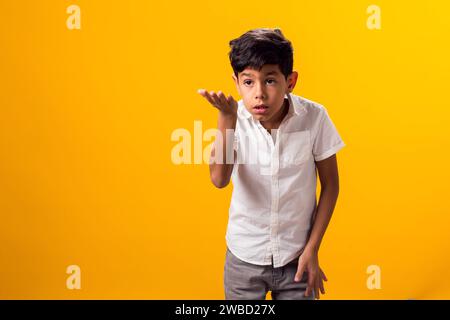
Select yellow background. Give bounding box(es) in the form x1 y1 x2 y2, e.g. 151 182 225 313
1 0 449 299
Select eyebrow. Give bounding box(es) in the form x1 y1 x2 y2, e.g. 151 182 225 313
240 70 280 77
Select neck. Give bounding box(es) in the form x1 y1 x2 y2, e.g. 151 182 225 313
260 98 289 131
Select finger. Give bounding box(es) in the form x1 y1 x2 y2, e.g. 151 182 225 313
200 90 217 107
227 94 238 110
319 277 325 295
305 283 313 297
226 93 238 112
294 263 305 282
217 91 230 109
227 94 236 105
209 91 221 107
306 273 315 297
320 268 328 282
315 278 320 299
197 88 210 101
305 272 315 297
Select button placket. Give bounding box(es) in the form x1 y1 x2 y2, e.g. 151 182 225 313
269 129 281 266
258 115 289 267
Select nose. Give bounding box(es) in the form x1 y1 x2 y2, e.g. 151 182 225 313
254 82 266 101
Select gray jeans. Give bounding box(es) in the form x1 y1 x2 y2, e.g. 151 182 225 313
224 247 315 300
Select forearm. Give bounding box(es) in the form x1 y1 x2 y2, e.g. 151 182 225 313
304 185 339 253
209 113 237 188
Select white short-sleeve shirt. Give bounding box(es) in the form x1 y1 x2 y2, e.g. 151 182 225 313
225 93 346 267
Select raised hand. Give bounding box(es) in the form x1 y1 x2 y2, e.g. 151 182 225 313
197 89 238 118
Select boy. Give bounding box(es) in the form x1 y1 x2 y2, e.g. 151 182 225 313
198 28 345 300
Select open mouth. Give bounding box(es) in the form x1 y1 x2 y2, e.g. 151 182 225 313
253 104 269 114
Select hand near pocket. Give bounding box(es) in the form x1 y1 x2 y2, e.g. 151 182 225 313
294 247 328 299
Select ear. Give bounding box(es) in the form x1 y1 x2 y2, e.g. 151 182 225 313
286 71 299 93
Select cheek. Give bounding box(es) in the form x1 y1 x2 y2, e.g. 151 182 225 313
269 92 286 105
267 86 285 98
238 87 249 97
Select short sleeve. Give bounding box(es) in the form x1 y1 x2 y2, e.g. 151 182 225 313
312 108 346 161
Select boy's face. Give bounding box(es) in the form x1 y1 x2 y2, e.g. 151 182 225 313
232 64 298 122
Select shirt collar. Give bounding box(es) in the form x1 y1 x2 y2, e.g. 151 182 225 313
238 93 306 120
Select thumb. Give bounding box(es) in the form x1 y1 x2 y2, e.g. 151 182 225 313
294 262 305 282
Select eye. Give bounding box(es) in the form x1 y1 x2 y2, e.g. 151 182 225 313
266 79 276 84
243 80 253 86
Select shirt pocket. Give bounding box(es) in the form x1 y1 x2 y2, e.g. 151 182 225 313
280 130 312 167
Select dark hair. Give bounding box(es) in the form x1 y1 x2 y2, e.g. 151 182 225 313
228 28 294 80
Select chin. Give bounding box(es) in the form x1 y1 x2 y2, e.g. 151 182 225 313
252 114 264 120
253 114 270 121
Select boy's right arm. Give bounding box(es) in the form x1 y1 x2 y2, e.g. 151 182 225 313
197 89 238 188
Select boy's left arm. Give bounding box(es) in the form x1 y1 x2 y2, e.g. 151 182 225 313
294 154 340 299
